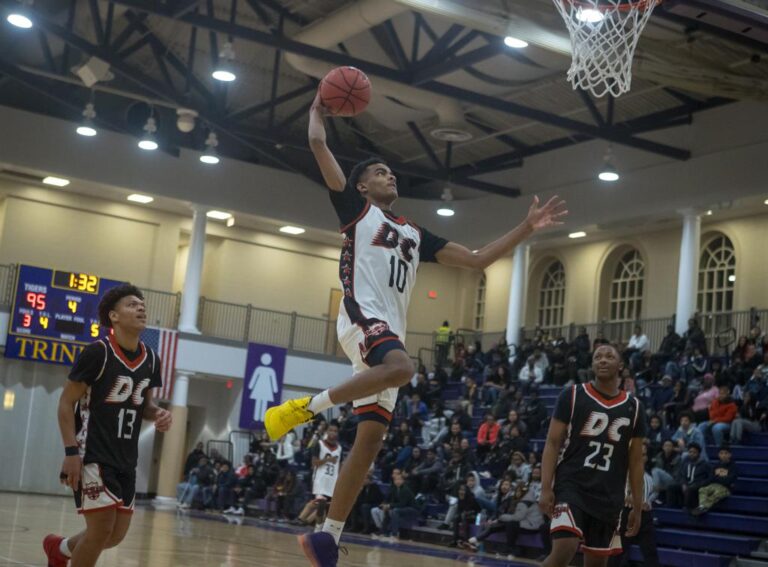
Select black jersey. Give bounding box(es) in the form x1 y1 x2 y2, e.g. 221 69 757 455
553 383 646 519
70 335 162 471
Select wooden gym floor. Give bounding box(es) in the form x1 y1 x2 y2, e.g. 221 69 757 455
0 493 537 567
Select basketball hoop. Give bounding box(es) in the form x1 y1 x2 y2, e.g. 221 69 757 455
552 0 660 98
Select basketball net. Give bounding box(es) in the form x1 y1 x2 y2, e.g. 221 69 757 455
552 0 659 98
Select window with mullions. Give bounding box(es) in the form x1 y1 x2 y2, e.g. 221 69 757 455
538 261 566 328
698 234 736 314
609 249 644 321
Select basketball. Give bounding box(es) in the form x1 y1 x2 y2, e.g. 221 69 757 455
318 66 371 117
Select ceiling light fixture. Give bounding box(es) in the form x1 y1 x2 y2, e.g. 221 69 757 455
764 199 768 205
576 8 604 23
76 102 97 137
206 210 232 220
279 225 306 235
42 176 70 187
569 231 587 239
706 209 713 216
598 146 619 182
6 1 33 29
200 131 220 164
138 115 158 150
728 274 736 282
212 42 237 82
504 36 528 48
127 194 154 204
437 187 455 217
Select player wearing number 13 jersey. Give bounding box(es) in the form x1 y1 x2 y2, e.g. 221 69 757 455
43 284 172 567
540 345 646 567
265 92 568 567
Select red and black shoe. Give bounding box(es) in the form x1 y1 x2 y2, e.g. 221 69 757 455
43 534 69 567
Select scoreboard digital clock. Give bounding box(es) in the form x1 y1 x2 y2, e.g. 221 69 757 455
5 265 124 366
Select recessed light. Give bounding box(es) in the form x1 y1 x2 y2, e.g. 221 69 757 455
569 231 587 239
728 274 736 282
42 176 70 187
206 210 232 220
76 125 97 137
706 209 713 216
127 194 154 204
279 225 305 235
764 199 767 205
504 36 528 48
7 13 33 28
436 207 455 217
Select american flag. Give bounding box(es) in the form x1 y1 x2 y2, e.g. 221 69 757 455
140 327 179 401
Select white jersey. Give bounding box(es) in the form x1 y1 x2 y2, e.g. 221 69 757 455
312 440 342 498
331 183 447 364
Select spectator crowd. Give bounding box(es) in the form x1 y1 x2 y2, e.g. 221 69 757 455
174 317 768 559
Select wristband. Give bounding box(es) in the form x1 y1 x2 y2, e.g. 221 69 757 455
65 446 79 456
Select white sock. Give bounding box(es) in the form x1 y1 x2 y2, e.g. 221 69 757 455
307 391 333 415
321 518 344 545
60 538 72 558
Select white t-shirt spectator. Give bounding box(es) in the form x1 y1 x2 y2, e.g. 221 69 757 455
628 333 650 352
519 365 543 384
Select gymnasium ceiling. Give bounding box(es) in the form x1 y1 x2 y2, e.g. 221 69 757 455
0 0 766 246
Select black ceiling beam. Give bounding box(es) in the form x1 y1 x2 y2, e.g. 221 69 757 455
258 0 307 26
606 94 615 127
98 0 690 160
464 115 528 153
227 82 316 121
88 0 106 47
663 87 700 106
245 0 272 27
36 29 56 72
170 0 202 19
407 121 443 170
119 34 151 58
370 23 408 71
417 23 464 68
411 39 505 85
60 0 77 75
104 2 115 46
184 13 197 94
577 89 605 127
383 20 409 71
410 12 421 62
110 12 147 51
267 15 284 127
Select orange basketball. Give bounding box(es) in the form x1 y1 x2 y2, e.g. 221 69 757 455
318 66 371 117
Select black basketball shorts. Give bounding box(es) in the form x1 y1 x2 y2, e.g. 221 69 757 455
74 463 136 514
550 501 622 556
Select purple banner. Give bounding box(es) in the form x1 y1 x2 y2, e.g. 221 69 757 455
240 343 286 430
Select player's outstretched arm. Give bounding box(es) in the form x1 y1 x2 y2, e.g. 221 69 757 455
435 195 567 270
308 93 346 193
539 416 568 518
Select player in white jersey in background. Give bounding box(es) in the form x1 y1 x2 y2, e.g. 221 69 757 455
298 421 342 530
265 93 567 566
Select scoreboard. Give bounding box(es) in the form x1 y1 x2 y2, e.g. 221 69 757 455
5 265 124 366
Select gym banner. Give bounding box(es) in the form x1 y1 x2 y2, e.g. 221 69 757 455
239 343 286 430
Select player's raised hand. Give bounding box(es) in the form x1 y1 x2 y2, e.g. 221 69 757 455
60 455 82 490
154 408 173 432
310 92 330 117
625 506 642 537
538 487 555 518
526 195 568 231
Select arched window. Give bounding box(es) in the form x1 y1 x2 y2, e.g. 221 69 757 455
609 249 644 321
698 234 736 313
474 273 486 330
538 261 566 328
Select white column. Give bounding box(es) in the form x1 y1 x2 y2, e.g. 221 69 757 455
171 373 190 407
506 244 530 350
675 210 701 335
178 205 207 333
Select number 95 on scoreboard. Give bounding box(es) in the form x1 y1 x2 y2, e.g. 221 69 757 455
5 265 124 366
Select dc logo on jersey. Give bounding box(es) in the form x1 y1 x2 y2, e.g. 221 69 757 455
83 481 102 501
580 411 631 442
371 224 417 262
105 376 151 406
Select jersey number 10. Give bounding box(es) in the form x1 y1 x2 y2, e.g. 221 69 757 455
388 256 408 293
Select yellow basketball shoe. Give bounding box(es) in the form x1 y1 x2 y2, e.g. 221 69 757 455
264 397 314 441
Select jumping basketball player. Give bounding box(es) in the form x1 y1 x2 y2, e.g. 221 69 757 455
264 94 567 566
539 344 646 567
43 284 172 567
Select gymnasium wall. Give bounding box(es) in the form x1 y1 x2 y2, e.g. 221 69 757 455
510 213 768 330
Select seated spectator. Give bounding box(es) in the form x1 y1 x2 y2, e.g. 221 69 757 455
465 478 515 552
476 413 501 461
696 384 738 447
626 325 650 371
691 374 718 421
183 442 207 479
439 421 464 458
518 356 543 385
177 455 216 509
451 407 473 433
501 409 528 436
668 443 710 510
406 393 429 430
235 454 253 478
420 403 448 449
523 388 548 437
410 448 444 496
460 377 480 416
441 450 473 499
459 438 477 468
483 368 506 406
671 412 706 458
177 455 208 508
451 482 482 548
593 331 610 350
265 469 301 521
684 348 709 384
239 464 266 513
651 440 681 502
348 471 383 534
692 446 737 516
731 392 764 444
732 335 750 361
681 318 707 356
650 375 675 415
663 379 691 427
619 368 636 396
217 462 237 512
507 451 532 483
371 472 419 540
646 415 671 460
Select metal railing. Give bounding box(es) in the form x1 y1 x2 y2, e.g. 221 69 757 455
143 288 181 329
0 264 14 308
522 316 674 351
229 430 254 468
206 440 233 463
